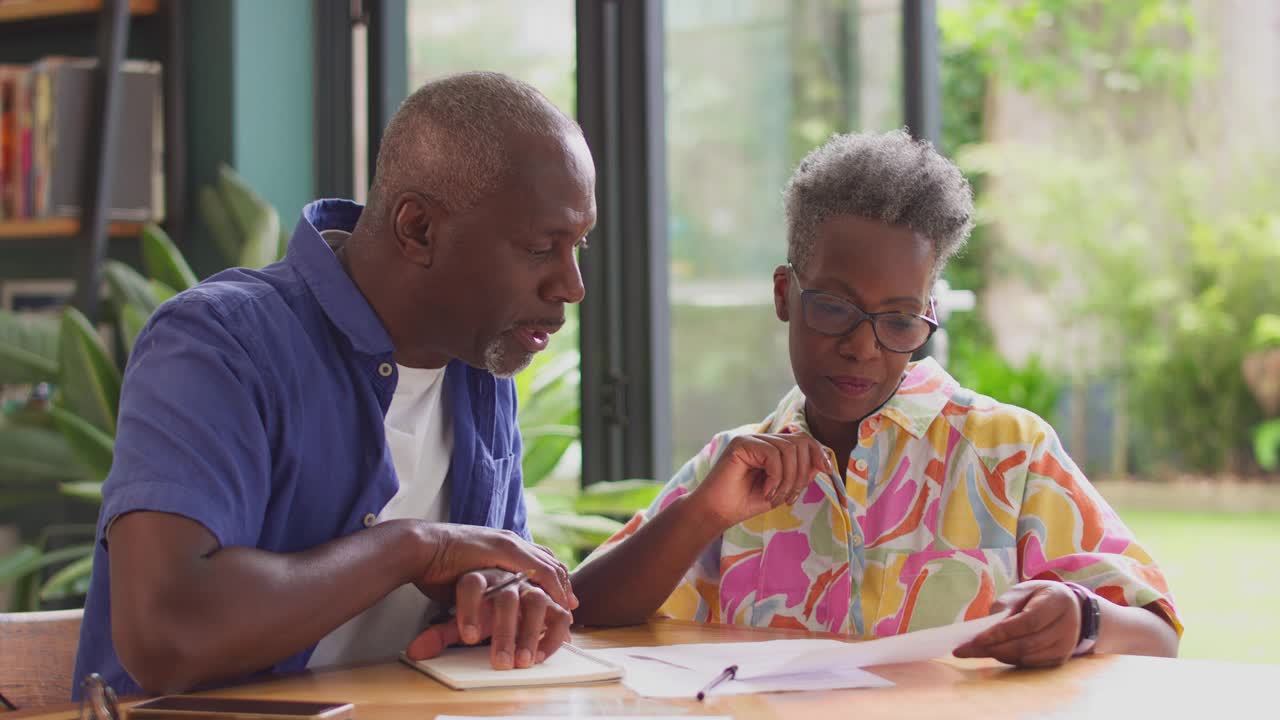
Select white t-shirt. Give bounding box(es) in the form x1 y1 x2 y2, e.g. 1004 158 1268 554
307 233 454 669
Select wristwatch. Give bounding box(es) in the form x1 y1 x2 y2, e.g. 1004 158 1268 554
1064 582 1101 656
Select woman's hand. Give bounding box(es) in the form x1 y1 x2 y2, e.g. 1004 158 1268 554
686 432 836 531
953 580 1081 667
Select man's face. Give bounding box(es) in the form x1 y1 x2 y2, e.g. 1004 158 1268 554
773 215 935 436
432 132 597 377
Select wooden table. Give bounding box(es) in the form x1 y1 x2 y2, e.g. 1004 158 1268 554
12 620 1277 719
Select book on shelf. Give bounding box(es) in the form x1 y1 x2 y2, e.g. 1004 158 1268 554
0 56 164 226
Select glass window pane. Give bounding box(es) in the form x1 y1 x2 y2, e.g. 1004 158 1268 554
406 0 576 113
665 0 903 468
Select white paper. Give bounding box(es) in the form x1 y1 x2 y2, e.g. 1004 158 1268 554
589 611 1010 698
587 647 893 698
751 609 1011 678
435 712 732 717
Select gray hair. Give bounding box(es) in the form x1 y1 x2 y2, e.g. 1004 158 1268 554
368 71 580 217
783 129 974 277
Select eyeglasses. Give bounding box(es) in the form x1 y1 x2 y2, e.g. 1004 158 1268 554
788 265 938 354
80 674 120 720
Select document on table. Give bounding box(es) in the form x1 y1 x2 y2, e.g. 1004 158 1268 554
588 610 1009 699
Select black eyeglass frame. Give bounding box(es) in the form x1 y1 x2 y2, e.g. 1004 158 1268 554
787 264 939 354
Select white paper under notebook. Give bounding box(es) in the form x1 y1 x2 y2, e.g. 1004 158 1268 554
590 611 1010 698
399 644 623 690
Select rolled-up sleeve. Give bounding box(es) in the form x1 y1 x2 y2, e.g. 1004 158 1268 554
1016 421 1183 636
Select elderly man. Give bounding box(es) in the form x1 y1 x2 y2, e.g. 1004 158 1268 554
73 72 596 696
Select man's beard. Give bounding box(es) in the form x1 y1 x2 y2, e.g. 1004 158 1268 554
483 331 535 378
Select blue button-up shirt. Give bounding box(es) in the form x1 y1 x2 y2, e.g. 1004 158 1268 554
73 200 529 698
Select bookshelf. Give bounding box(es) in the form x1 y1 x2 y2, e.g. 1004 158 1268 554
0 0 183 320
0 218 141 240
0 0 156 24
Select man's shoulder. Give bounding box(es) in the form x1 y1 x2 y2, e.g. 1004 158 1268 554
145 265 306 351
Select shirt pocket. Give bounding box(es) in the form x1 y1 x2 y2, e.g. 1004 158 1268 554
862 546 1017 636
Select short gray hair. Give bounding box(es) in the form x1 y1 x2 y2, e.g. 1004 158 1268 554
369 71 580 216
783 129 974 277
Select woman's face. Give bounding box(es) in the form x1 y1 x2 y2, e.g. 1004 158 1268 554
773 215 935 444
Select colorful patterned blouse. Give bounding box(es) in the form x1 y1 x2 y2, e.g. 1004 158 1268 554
584 358 1181 638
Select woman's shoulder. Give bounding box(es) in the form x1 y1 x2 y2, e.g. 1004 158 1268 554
941 383 1058 450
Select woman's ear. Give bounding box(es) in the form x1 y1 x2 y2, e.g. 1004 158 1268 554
773 265 791 322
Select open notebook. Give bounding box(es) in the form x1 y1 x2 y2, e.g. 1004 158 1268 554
400 644 624 690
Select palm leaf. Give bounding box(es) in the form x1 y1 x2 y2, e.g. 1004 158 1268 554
217 165 280 269
57 308 122 435
38 552 95 601
0 543 94 584
59 481 104 503
103 260 160 315
572 478 663 516
48 405 113 480
119 302 151 355
199 184 242 265
0 309 59 384
0 425 90 482
141 223 198 291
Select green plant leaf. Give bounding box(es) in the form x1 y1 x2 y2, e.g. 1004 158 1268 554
103 260 160 316
150 280 178 304
1254 419 1280 471
538 512 623 548
199 185 242 266
217 165 280 269
58 307 122 435
141 223 199 291
0 309 59 384
0 425 90 482
0 490 61 511
48 404 113 480
38 552 95 601
0 543 94 584
521 421 579 488
59 481 104 503
0 545 40 583
119 302 151 355
572 479 664 516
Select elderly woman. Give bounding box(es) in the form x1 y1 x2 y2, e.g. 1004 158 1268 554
571 130 1180 667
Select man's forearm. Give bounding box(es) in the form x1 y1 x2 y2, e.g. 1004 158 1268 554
571 495 725 626
112 517 430 693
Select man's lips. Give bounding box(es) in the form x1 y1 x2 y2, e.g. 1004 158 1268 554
511 321 564 353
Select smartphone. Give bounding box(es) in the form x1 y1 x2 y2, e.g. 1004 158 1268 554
127 696 354 720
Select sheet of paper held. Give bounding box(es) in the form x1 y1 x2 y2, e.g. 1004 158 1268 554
586 642 893 698
588 610 1010 698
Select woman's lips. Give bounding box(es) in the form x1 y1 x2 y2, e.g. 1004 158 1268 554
827 375 876 398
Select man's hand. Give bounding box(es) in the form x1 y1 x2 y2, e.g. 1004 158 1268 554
953 580 1081 667
407 523 576 611
686 433 835 530
405 569 573 670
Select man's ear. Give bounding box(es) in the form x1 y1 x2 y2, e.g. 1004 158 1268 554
773 265 791 322
390 191 446 268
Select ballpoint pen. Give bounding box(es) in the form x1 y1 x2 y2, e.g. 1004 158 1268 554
696 664 738 701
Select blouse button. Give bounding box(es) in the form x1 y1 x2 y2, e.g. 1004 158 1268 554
363 513 377 527
377 362 394 377
854 458 869 473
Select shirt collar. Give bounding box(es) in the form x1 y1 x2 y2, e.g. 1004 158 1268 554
768 357 959 440
286 199 395 357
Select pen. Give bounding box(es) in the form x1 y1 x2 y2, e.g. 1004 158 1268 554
696 664 738 701
481 569 533 599
440 569 535 621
